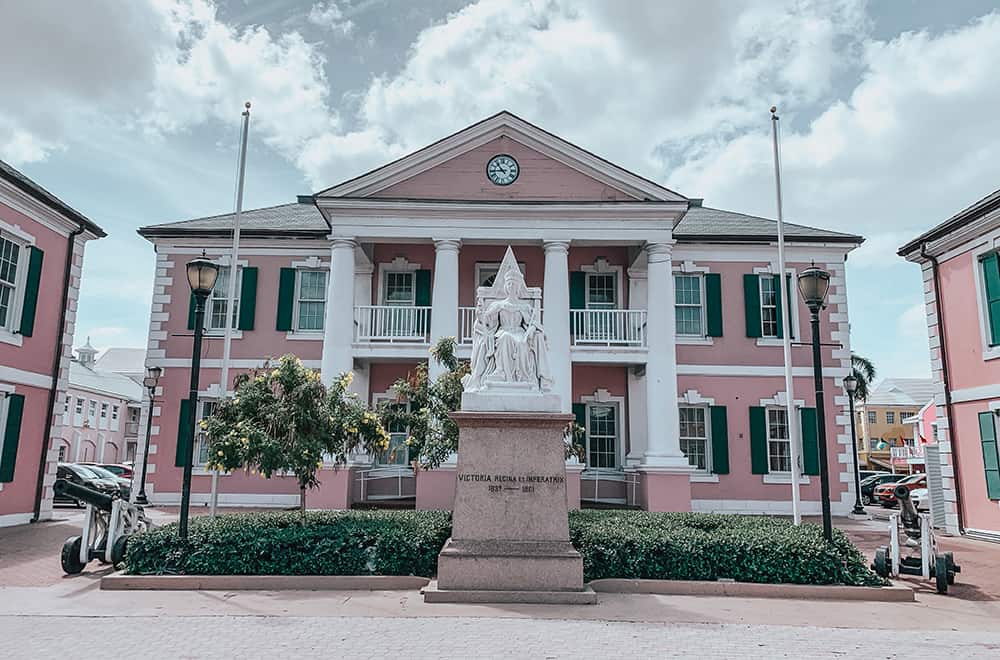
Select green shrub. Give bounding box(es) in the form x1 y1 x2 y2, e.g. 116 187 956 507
125 509 883 586
124 510 451 577
568 510 885 586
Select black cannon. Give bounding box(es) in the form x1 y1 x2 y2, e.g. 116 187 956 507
56 478 152 574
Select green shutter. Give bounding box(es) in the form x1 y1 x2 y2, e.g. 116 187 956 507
978 411 1000 500
175 398 192 468
415 269 432 306
743 274 762 338
800 407 820 476
276 268 296 331
0 394 25 482
18 247 43 337
237 267 257 331
785 274 795 340
572 403 587 431
773 275 784 339
187 293 197 331
570 272 586 335
705 273 723 337
710 405 729 474
981 253 1000 346
749 406 768 474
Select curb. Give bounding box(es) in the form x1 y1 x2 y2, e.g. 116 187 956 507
100 574 430 591
589 578 914 602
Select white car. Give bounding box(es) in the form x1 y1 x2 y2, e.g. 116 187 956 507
909 487 930 512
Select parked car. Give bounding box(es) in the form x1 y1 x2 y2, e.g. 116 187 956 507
79 462 134 479
54 463 120 507
859 473 907 505
859 470 889 482
80 464 132 500
909 487 930 512
874 473 926 508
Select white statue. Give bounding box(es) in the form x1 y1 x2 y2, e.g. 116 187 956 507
463 246 553 394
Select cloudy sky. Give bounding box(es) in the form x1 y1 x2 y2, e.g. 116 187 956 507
3 0 1000 382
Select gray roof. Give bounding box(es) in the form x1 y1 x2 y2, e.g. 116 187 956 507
898 186 1000 257
674 205 862 244
68 361 143 402
866 378 937 407
0 159 106 237
138 201 327 238
95 348 146 376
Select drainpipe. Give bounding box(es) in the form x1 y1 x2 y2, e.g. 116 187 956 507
32 225 85 521
921 243 966 534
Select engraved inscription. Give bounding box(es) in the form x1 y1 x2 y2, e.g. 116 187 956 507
458 472 564 494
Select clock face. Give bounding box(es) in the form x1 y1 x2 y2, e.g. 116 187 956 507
486 154 519 186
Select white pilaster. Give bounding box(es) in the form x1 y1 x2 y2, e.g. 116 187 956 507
543 240 572 413
642 242 688 468
321 238 357 385
429 239 461 380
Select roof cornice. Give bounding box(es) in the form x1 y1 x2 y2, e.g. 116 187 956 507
899 188 1000 260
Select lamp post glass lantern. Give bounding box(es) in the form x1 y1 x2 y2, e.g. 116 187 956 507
844 374 866 515
135 365 163 504
798 264 834 542
178 257 219 540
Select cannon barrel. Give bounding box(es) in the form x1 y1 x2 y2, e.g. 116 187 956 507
54 478 115 512
894 484 920 528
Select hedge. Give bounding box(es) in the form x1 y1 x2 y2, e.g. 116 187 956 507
124 509 884 587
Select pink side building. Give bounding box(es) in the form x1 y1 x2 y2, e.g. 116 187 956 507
0 160 105 527
900 188 1000 540
137 112 863 515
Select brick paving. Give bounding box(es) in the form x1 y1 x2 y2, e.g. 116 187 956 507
2 615 999 658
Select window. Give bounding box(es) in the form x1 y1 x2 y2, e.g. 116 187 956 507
99 402 109 429
586 403 619 469
383 271 415 305
585 273 617 309
767 408 791 472
193 400 218 467
900 411 915 421
378 401 410 466
980 252 1000 347
111 404 120 431
87 400 97 427
759 275 779 337
886 411 895 424
476 262 526 289
679 406 709 470
74 397 84 427
867 411 877 425
295 270 327 331
57 445 67 462
207 266 241 331
675 274 703 336
0 234 23 331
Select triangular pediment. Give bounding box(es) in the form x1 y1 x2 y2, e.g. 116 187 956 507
316 111 685 202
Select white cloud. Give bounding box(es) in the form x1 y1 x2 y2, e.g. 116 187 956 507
308 2 355 36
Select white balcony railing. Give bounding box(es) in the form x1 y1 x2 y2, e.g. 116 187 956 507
459 306 476 345
571 309 647 347
354 305 431 343
891 445 924 461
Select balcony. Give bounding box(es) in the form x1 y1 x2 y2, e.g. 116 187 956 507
124 422 140 438
570 309 647 347
891 445 924 464
354 305 431 343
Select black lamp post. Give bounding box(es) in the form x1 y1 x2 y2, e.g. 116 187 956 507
844 374 866 516
178 256 219 540
797 265 834 542
135 365 162 505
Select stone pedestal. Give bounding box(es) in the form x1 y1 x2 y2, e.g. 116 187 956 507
426 410 595 604
636 467 693 512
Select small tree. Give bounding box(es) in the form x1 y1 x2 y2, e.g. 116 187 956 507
202 355 388 518
381 337 585 468
850 352 877 401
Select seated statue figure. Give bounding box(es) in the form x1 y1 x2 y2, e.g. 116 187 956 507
463 248 553 393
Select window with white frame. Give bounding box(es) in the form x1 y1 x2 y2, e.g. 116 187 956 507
900 411 915 420
111 404 120 431
74 397 84 426
675 274 704 336
476 262 526 289
193 400 218 466
886 411 895 424
377 400 410 466
207 266 241 331
759 275 779 337
867 411 877 425
679 405 709 471
87 400 97 427
57 445 67 462
586 403 619 469
0 233 24 332
585 272 617 309
383 271 415 305
99 402 109 429
63 395 71 424
767 407 792 472
295 270 327 331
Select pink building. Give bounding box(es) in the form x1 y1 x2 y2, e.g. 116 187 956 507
900 188 1000 540
137 112 862 514
0 160 105 527
56 339 143 466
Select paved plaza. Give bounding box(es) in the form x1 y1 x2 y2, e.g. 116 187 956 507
2 507 1000 658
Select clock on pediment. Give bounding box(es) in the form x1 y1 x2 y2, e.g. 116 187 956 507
486 154 519 186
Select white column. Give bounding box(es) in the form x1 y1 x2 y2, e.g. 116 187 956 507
428 239 461 381
321 238 357 385
543 240 572 413
643 242 688 468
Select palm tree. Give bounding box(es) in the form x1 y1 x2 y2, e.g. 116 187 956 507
850 353 877 401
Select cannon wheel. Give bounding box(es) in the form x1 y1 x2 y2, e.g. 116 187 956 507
873 547 890 578
111 535 129 566
935 555 949 594
61 536 86 575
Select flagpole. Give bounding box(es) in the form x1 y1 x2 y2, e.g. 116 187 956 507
770 106 803 525
211 101 251 518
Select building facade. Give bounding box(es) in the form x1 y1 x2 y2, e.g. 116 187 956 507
0 160 105 527
900 188 1000 540
138 112 862 514
855 378 935 473
57 339 143 466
